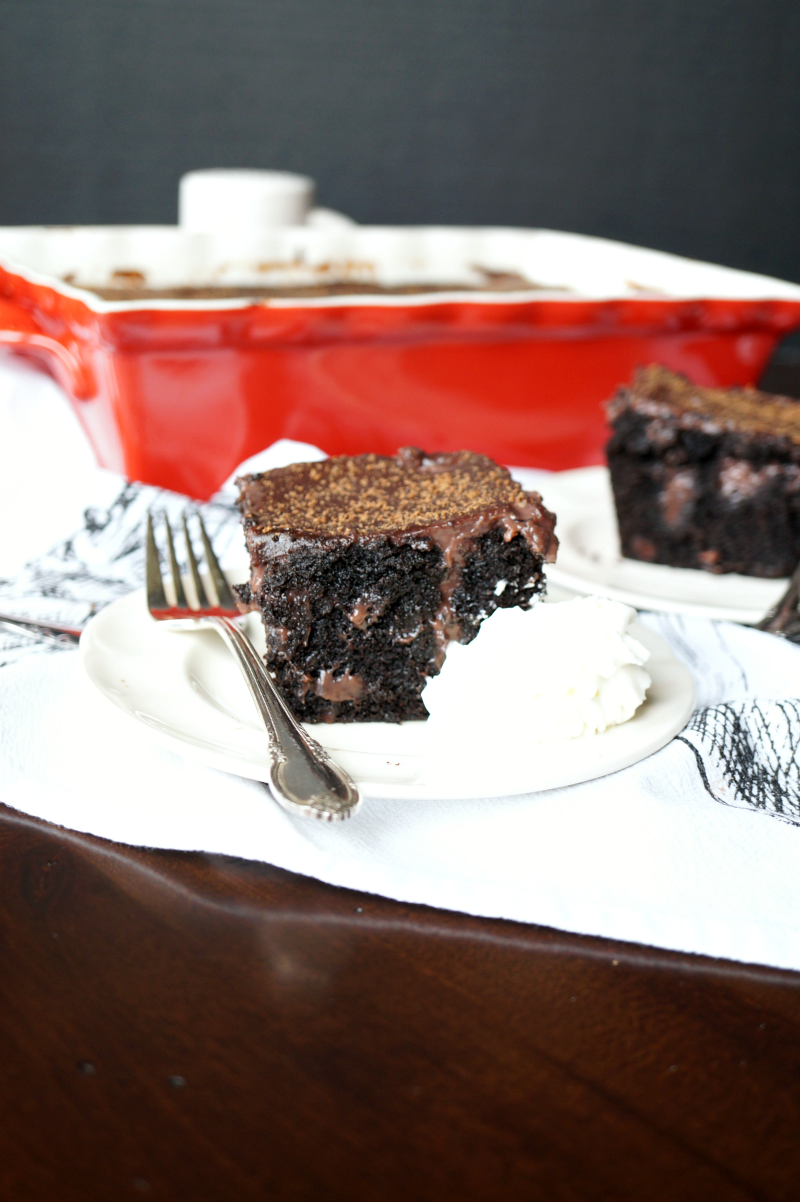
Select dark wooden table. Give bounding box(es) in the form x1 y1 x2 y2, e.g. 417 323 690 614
2 801 800 1201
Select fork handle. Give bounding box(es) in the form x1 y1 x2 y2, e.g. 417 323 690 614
211 617 363 821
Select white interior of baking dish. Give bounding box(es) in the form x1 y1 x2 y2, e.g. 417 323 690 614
2 225 800 311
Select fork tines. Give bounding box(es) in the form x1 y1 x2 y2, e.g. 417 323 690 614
146 509 240 619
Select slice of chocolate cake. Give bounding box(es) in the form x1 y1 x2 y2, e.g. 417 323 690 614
606 365 800 577
235 448 557 723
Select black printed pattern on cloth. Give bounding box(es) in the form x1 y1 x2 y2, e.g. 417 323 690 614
0 482 241 669
677 700 800 826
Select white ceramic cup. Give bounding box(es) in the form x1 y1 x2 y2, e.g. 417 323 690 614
178 169 315 232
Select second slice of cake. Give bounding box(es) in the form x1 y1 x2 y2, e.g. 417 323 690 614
607 365 800 577
235 448 557 722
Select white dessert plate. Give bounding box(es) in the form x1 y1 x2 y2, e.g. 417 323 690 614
543 466 787 624
80 589 695 800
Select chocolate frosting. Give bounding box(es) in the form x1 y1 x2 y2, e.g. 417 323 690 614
608 365 800 444
237 448 557 550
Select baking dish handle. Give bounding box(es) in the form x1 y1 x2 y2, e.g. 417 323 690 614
0 298 95 399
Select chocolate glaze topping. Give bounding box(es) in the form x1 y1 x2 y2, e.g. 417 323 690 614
238 448 555 545
608 364 800 443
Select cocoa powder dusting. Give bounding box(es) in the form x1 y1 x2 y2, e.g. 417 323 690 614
237 449 553 540
612 365 800 443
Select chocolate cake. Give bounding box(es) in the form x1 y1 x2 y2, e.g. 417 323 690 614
235 448 557 722
606 365 800 577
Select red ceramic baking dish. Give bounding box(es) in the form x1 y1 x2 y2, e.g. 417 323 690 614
1 224 800 499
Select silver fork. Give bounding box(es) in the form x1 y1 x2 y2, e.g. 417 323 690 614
754 558 800 642
146 510 362 821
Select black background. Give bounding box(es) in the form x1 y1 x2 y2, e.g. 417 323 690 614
2 0 800 282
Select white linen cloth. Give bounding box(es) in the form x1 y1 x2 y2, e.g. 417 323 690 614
3 357 800 972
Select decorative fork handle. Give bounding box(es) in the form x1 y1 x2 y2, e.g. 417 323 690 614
211 617 363 821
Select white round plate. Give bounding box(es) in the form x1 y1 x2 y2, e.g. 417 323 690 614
81 589 695 800
544 466 787 624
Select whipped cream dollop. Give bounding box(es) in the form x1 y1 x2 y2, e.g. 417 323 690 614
421 595 651 748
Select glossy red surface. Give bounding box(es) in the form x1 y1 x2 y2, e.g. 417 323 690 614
2 267 800 498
